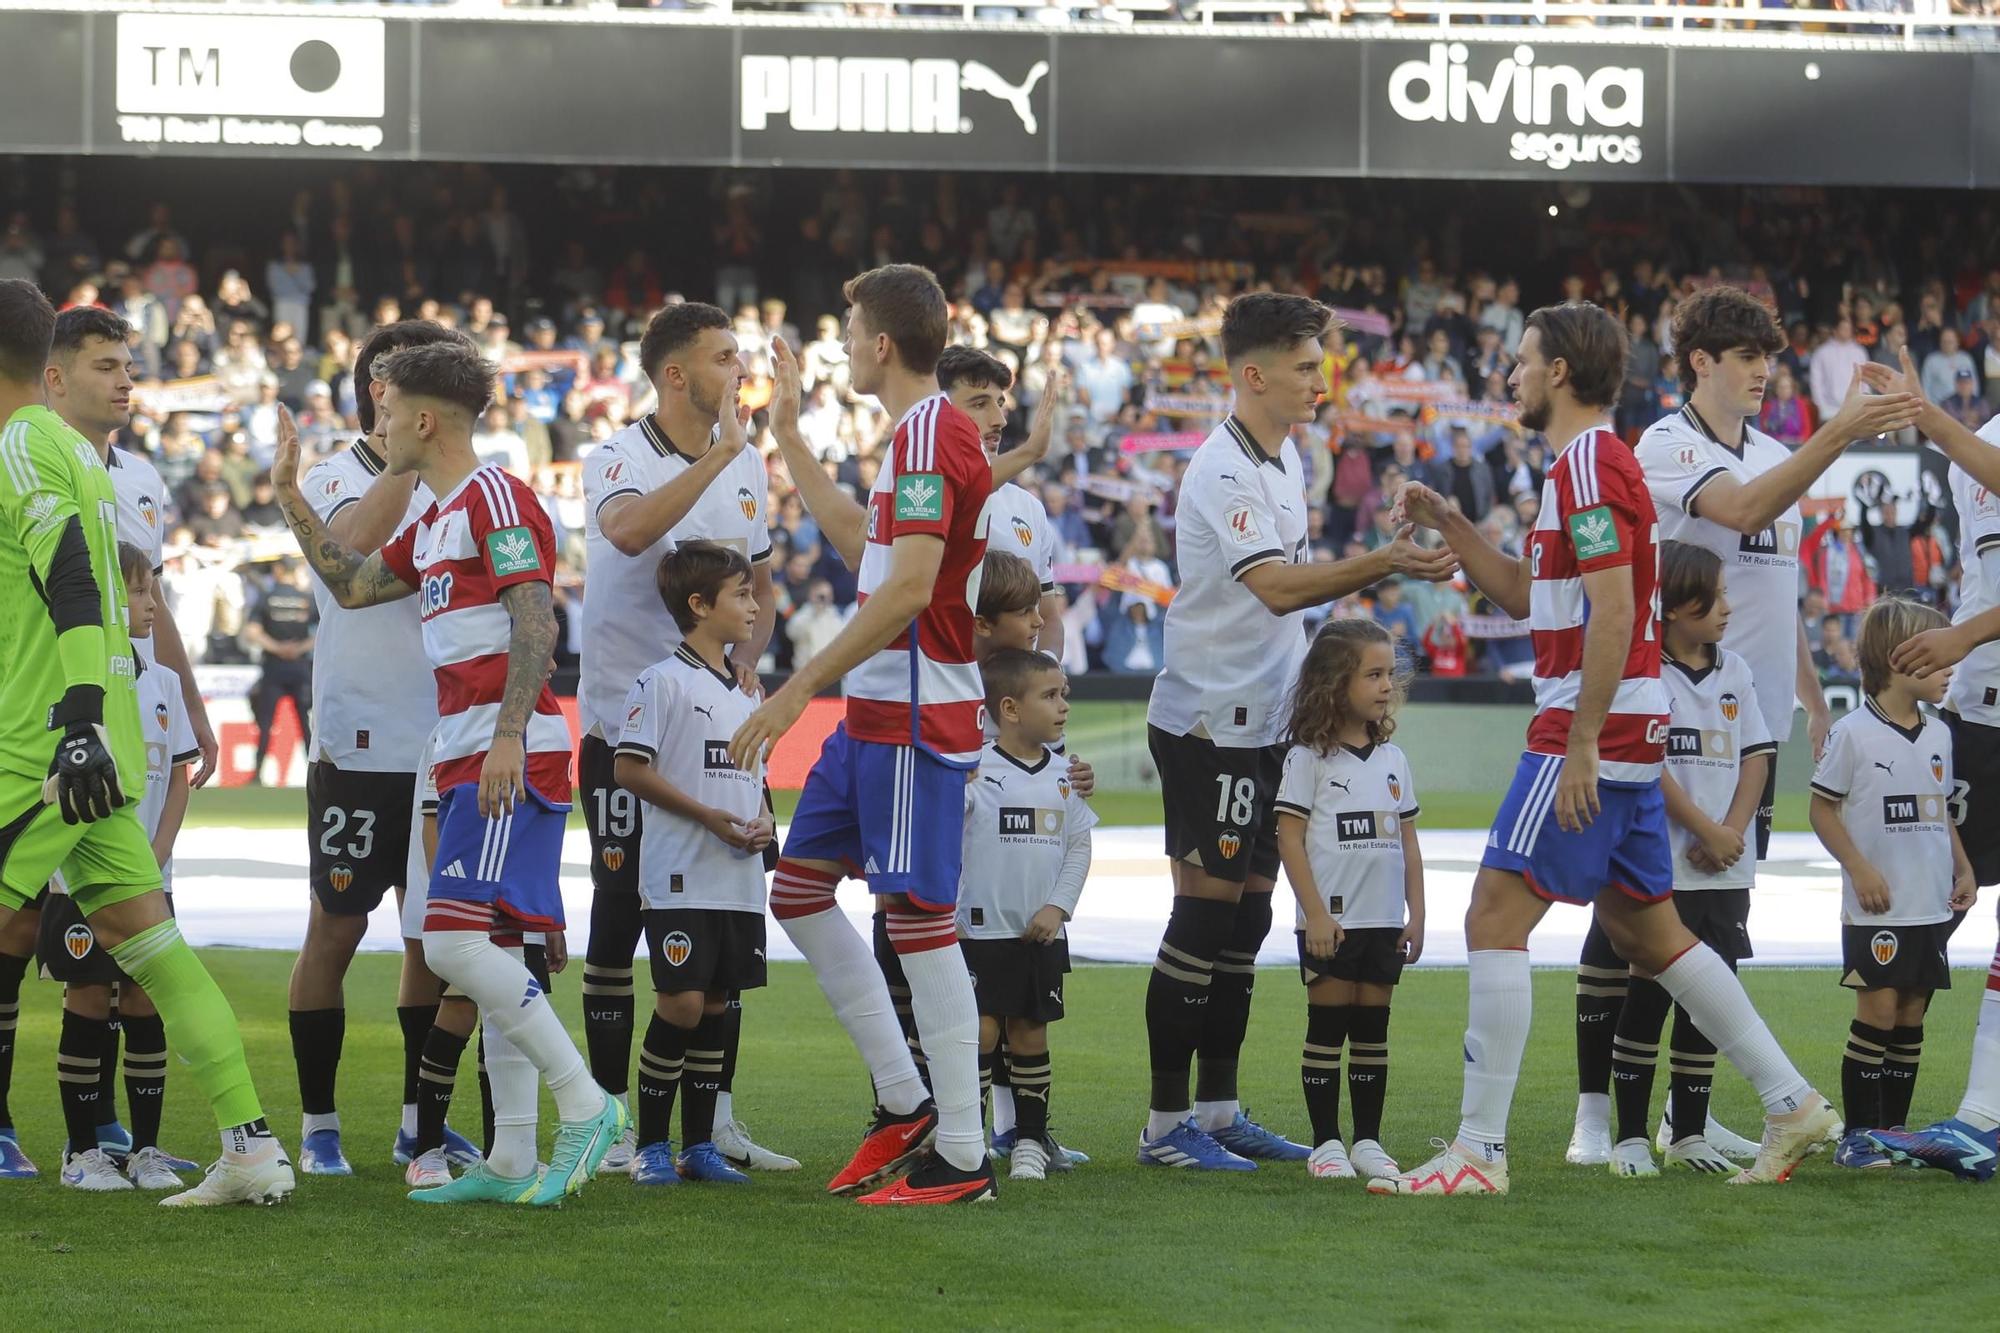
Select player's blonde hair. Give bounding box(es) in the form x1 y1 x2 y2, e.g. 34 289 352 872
1858 595 1948 696
1284 618 1407 755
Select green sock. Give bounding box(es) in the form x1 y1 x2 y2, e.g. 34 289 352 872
107 920 263 1130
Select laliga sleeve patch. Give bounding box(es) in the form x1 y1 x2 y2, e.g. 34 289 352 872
485 526 542 577
895 472 945 523
1566 505 1621 560
1225 504 1262 546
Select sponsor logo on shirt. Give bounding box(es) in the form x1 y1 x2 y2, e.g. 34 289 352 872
1881 794 1947 828
486 526 541 577
1567 505 1620 560
1225 505 1262 546
1668 727 1732 761
138 495 158 529
1011 516 1033 548
738 486 757 522
1719 692 1740 722
704 741 738 771
999 806 1064 837
894 472 944 523
1336 811 1399 844
1932 753 1946 784
420 572 453 617
1738 520 1800 564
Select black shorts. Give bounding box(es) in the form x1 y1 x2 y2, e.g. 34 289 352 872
580 734 642 898
36 891 174 985
1297 926 1406 987
643 908 767 995
307 762 416 915
1755 749 1777 863
1149 725 1282 885
1672 888 1754 963
960 936 1070 1023
1841 922 1953 993
1947 711 2000 886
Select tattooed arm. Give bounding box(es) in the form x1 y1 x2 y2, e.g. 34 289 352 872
272 406 415 608
479 579 558 818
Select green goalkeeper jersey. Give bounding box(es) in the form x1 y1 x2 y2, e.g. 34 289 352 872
0 405 144 788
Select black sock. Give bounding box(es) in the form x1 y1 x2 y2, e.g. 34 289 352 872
397 1003 438 1112
681 1011 727 1149
96 1004 121 1131
0 951 25 1130
121 1013 167 1153
1881 1023 1924 1130
637 1014 690 1149
417 1027 470 1154
1575 920 1626 1098
979 1047 996 1127
1196 891 1274 1105
288 1007 345 1117
582 886 641 1096
58 1010 107 1155
1666 1005 1718 1143
992 1027 1012 1097
1302 1004 1349 1146
719 993 742 1095
1145 896 1236 1114
1611 977 1672 1143
1010 1049 1051 1142
874 911 925 1077
1843 1020 1891 1132
1347 1004 1392 1144
476 1030 494 1156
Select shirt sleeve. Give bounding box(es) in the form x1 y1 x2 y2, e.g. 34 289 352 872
1189 459 1287 581
888 408 979 541
378 506 427 587
132 457 167 572
614 668 670 763
1391 745 1421 821
302 459 358 526
748 456 773 564
0 415 84 585
1557 434 1645 574
1033 508 1058 593
584 443 641 522
1634 429 1725 522
1274 746 1315 818
1732 655 1776 757
159 665 200 765
1809 720 1853 799
470 473 556 594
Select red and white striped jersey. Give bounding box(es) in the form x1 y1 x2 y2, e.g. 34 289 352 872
381 465 573 804
844 393 992 768
1525 426 1668 786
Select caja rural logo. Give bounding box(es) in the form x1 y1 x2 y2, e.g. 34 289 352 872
1388 43 1645 171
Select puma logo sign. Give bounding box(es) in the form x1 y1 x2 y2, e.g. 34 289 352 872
1327 778 1351 795
1874 761 1895 774
960 60 1049 134
693 704 715 722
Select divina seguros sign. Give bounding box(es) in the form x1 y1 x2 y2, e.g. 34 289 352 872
1384 43 1647 172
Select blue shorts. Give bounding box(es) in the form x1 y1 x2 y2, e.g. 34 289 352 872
431 783 571 931
1481 752 1673 905
783 724 969 910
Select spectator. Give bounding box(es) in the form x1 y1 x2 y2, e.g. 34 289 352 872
1815 614 1861 688
1809 317 1871 421
240 472 285 532
1861 495 1919 598
184 481 245 546
785 578 849 668
214 270 268 333
1443 425 1494 522
1075 328 1134 428
1922 326 1978 403
1757 364 1814 444
1102 523 1173 674
0 217 43 286
265 233 316 338
1620 311 1662 438
246 374 284 450
243 559 317 784
471 402 530 476
1804 512 1877 621
1943 367 1991 432
167 293 216 360
1479 278 1524 351
1422 606 1469 677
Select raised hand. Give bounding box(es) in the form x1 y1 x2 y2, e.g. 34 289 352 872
1384 524 1459 583
1394 480 1452 532
1843 360 1923 442
769 336 803 435
272 404 304 499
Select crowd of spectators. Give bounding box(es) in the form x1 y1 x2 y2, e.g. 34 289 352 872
9 161 1999 683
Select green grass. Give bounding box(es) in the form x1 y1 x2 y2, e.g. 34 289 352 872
186 784 1821 834
4 952 1989 1328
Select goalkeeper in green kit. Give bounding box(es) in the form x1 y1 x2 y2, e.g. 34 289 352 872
0 279 293 1206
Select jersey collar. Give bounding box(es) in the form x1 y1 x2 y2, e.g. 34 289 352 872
1223 415 1282 469
673 642 737 688
1681 404 1746 458
351 438 386 476
1341 741 1378 763
1664 650 1717 684
640 413 701 463
991 740 1051 775
1864 698 1925 745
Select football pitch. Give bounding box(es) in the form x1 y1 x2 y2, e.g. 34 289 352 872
5 952 1993 1329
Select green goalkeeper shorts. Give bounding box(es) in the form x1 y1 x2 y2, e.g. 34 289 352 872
0 781 161 914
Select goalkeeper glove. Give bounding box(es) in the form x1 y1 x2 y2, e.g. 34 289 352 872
43 685 126 825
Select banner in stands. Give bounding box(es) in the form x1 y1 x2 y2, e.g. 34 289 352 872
2 8 1997 186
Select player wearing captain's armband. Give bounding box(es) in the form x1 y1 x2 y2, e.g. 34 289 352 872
1375 301 1836 1197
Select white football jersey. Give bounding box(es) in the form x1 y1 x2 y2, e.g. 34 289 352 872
1148 416 1310 748
982 481 1057 593
1662 648 1776 890
135 660 197 892
615 645 767 914
1274 741 1418 930
109 446 168 662
957 741 1096 940
1634 408 1803 743
580 415 771 739
1946 420 2000 726
301 440 437 772
1809 701 1955 926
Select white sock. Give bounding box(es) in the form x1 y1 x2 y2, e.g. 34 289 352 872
1457 949 1532 1153
224 1124 279 1159
301 1111 339 1139
1575 1091 1610 1128
482 1018 538 1179
422 930 602 1123
401 1103 418 1137
1146 1110 1186 1142
897 931 984 1172
1654 944 1810 1116
779 908 926 1115
1194 1099 1239 1133
1955 984 2000 1132
716 1090 735 1127
991 1087 1017 1137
